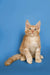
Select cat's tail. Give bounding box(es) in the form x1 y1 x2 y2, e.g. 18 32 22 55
5 54 21 66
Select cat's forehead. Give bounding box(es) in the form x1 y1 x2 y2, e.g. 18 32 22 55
30 25 36 28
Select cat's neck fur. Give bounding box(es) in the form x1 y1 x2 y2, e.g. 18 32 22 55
25 33 39 37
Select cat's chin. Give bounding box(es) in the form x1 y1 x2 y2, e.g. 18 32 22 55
30 34 34 37
26 33 38 37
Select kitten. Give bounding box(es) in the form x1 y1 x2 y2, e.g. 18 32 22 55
5 20 43 66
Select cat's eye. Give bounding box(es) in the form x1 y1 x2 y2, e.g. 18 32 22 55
34 28 36 30
29 28 31 30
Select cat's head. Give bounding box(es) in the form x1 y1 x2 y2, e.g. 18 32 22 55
25 20 41 36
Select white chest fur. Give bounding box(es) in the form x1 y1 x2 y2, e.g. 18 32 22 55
28 36 38 47
28 36 39 55
23 36 40 55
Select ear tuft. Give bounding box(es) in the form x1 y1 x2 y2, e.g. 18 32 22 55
26 20 30 26
36 21 41 32
37 21 41 25
25 20 30 30
36 21 41 28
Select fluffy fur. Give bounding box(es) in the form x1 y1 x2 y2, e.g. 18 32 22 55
5 20 43 66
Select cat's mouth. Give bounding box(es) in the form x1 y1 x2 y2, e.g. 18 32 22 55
29 32 34 35
32 31 34 33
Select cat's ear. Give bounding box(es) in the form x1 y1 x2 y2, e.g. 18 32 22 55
25 20 30 30
36 21 41 32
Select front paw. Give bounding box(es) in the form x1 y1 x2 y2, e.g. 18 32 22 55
35 59 42 63
27 57 32 64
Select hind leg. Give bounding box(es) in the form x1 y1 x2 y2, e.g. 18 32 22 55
20 49 26 61
40 55 44 59
20 55 26 61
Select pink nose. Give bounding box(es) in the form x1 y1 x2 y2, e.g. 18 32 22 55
32 31 34 33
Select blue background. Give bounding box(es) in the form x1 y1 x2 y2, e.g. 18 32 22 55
0 0 50 75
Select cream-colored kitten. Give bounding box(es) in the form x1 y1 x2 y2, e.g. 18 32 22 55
5 20 43 66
